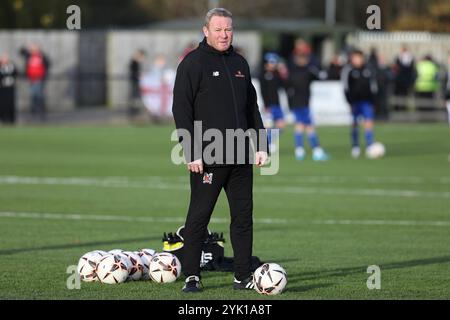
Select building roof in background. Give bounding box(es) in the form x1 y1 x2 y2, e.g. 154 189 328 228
147 17 355 33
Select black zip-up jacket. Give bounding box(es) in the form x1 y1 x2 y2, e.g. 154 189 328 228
259 69 282 107
341 64 378 104
284 61 323 108
172 38 266 166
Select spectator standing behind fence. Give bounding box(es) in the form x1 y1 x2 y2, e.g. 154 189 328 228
327 54 344 81
20 44 50 122
0 53 18 124
392 46 416 110
376 54 394 120
128 49 146 118
415 55 440 104
368 49 393 120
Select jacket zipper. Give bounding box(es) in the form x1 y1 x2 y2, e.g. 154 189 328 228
222 55 240 127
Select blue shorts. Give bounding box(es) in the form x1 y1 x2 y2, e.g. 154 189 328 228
268 105 284 122
351 101 374 122
292 107 313 125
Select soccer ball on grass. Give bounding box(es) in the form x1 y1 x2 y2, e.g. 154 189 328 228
366 142 386 159
96 254 129 284
77 251 107 282
137 249 156 280
148 252 181 283
253 263 287 295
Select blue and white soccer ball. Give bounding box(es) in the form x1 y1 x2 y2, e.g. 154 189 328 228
149 252 181 283
253 263 287 295
366 142 386 159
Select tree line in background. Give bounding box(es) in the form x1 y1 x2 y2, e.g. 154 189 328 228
0 0 449 32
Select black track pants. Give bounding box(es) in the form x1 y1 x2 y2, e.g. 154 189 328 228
182 165 253 281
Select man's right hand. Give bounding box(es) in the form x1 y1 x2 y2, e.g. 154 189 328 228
187 159 203 174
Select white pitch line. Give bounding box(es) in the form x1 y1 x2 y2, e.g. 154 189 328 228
1 176 449 199
1 211 450 228
0 176 189 191
258 185 450 199
3 175 449 185
313 219 450 227
0 211 287 225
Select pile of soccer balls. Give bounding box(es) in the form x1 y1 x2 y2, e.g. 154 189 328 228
77 249 181 284
78 249 288 295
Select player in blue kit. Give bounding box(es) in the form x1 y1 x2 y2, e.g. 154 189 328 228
285 40 329 161
341 49 378 158
259 52 288 153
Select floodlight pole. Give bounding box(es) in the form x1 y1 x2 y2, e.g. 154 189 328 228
325 0 336 26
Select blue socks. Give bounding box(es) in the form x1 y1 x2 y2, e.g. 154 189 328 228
351 126 359 148
294 131 304 149
365 129 374 147
352 126 374 147
295 131 320 149
308 132 320 149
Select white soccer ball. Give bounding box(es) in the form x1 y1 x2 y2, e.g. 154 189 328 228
366 142 386 159
122 251 144 281
96 254 129 284
149 252 181 283
253 263 287 295
137 249 156 280
77 251 107 282
108 249 139 279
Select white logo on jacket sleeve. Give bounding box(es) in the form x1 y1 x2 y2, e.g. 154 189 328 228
212 71 220 77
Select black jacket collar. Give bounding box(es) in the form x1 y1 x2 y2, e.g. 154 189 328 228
199 37 234 56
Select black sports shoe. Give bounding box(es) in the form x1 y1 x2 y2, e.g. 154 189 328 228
182 275 202 293
233 276 255 290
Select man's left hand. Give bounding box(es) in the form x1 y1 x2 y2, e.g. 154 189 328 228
255 151 268 167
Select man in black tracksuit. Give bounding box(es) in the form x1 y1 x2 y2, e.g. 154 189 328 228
0 53 17 124
172 8 268 293
259 53 287 152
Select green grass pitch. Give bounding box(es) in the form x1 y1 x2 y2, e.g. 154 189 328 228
0 123 449 299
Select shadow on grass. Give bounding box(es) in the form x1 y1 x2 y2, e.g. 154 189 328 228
225 254 450 294
0 236 162 256
253 224 301 233
289 255 450 281
204 277 334 294
198 258 301 280
286 283 334 293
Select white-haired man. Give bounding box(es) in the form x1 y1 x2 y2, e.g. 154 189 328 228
172 8 268 293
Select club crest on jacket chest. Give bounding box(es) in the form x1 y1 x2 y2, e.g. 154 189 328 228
202 172 213 184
